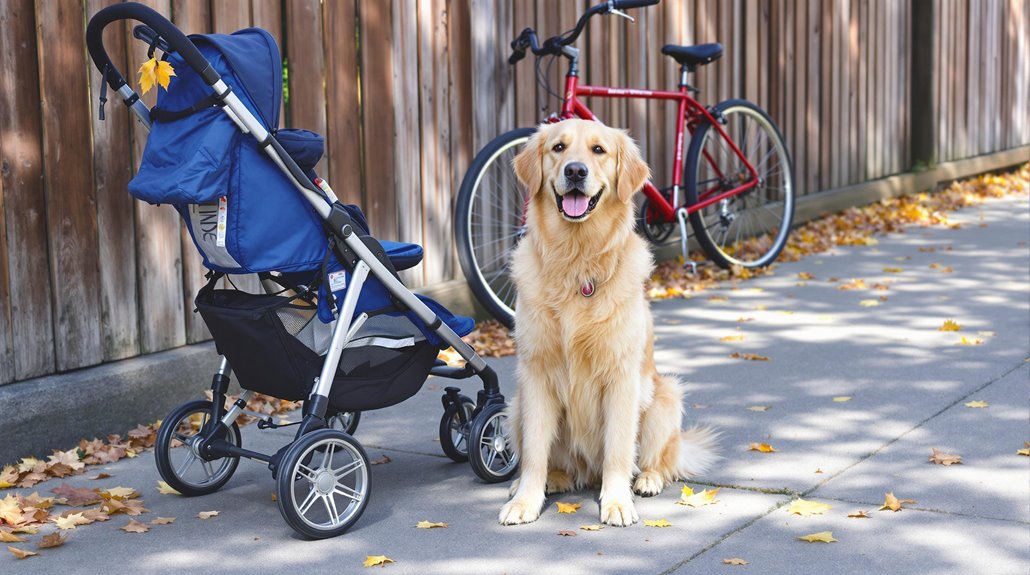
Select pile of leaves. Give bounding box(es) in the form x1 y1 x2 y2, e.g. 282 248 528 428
1 393 298 489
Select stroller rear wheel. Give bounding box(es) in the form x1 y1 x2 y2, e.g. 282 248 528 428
327 410 361 435
439 395 475 462
155 400 241 496
276 429 370 539
468 403 519 483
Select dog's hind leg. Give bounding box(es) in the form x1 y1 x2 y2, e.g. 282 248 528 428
633 374 685 496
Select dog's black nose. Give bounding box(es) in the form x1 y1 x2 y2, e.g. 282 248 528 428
564 162 588 182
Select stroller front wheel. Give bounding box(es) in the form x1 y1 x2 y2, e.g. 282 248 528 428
155 400 241 496
276 429 371 539
468 403 519 483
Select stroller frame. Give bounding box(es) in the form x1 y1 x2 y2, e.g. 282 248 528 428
87 3 517 539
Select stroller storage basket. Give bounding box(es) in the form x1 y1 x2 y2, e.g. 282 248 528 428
196 288 438 410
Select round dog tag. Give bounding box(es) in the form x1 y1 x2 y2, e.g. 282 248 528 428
580 281 595 298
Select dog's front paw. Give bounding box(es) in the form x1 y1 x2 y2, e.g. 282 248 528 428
633 470 665 497
600 495 638 527
499 496 544 525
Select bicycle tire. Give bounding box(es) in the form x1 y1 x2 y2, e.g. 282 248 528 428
685 99 795 269
455 127 537 328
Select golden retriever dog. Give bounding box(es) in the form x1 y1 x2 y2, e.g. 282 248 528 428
499 119 718 527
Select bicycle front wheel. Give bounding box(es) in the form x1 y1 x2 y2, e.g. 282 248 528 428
685 99 795 268
455 127 536 328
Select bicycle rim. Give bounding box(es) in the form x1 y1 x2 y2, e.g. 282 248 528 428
462 135 531 324
688 103 794 268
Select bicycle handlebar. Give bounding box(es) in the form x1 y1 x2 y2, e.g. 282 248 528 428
508 0 659 64
86 2 221 91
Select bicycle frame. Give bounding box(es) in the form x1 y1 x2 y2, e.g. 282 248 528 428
552 70 760 224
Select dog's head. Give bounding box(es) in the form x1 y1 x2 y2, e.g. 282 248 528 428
513 120 650 224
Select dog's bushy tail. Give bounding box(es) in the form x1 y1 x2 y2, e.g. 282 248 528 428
677 425 721 478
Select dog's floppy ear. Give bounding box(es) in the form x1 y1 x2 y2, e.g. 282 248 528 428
512 127 546 196
615 129 651 204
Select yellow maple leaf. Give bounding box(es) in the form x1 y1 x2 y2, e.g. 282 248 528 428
798 272 815 280
786 498 832 516
720 334 745 342
155 60 176 90
555 502 581 514
859 299 880 307
882 267 904 273
138 57 157 94
847 510 871 518
723 558 749 565
879 491 915 512
363 555 395 568
579 524 603 531
749 442 777 453
643 519 672 528
678 487 719 507
928 448 962 466
964 400 989 409
958 336 984 346
7 545 38 559
1017 442 1030 456
797 531 838 543
415 520 448 529
939 319 962 332
157 481 180 495
0 531 25 543
832 396 852 402
53 512 91 530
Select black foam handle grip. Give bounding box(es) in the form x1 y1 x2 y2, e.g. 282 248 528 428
612 0 660 10
86 2 220 91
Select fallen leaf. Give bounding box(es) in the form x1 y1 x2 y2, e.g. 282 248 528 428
859 299 880 307
787 498 832 516
157 481 180 495
814 468 824 474
120 519 149 533
964 400 989 409
958 336 984 346
51 484 101 507
723 558 749 565
643 519 672 528
89 473 112 481
370 455 392 466
798 531 838 543
678 487 719 507
0 531 26 543
7 546 38 559
363 555 395 568
749 443 777 453
832 396 852 402
415 521 448 529
1017 442 1030 456
736 317 755 323
929 448 962 466
747 405 771 412
798 272 815 280
37 532 66 549
708 296 729 302
151 517 176 525
730 352 770 361
879 492 915 512
100 487 139 500
847 510 871 518
555 502 581 514
197 511 219 520
53 512 91 530
579 524 603 531
557 530 577 537
720 335 745 342
882 267 904 273
939 319 962 332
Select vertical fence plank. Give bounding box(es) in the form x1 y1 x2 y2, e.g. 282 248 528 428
360 0 399 239
0 136 11 382
0 0 54 380
393 0 420 285
806 0 821 195
793 0 806 195
89 0 143 358
125 0 186 354
858 0 868 179
848 0 858 182
511 0 538 128
212 0 251 32
285 0 327 176
35 0 104 371
626 0 649 161
448 0 473 281
818 0 831 188
324 0 362 207
172 0 213 343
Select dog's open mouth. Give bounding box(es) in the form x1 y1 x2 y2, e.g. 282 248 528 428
555 186 603 220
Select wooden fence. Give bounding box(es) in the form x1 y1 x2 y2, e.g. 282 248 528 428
0 0 1027 385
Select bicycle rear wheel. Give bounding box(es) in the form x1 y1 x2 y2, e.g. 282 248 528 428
685 99 795 268
455 127 536 328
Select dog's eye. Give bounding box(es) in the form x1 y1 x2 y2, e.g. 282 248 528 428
552 143 566 153
592 145 605 154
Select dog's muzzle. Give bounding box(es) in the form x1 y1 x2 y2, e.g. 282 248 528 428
554 186 603 220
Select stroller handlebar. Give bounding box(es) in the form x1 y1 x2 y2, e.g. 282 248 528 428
87 2 221 90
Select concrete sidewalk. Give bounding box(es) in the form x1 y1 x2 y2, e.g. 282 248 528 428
3 194 1027 574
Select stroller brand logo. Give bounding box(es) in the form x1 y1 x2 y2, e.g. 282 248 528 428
193 203 220 243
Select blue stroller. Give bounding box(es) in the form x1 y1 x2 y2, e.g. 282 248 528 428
87 3 518 539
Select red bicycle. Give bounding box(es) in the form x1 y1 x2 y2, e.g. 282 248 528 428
455 0 795 327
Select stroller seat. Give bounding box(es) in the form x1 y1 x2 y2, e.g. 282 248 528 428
380 240 423 271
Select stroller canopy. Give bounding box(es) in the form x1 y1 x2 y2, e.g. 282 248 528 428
193 29 282 128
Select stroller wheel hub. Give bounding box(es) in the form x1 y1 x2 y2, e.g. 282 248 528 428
314 470 336 494
492 436 507 452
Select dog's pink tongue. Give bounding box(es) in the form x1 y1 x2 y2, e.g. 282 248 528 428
562 193 589 217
